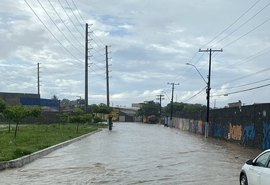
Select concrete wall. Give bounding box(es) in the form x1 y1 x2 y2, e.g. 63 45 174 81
172 103 270 151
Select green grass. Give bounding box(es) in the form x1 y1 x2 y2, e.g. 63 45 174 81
0 123 100 161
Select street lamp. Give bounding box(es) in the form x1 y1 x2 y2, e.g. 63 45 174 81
186 63 207 84
186 62 209 137
76 96 81 108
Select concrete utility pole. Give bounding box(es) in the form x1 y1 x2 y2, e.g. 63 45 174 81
105 45 110 107
156 94 164 117
85 23 89 113
168 82 179 127
199 48 222 137
37 63 40 96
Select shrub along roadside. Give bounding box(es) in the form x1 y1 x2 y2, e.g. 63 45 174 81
0 123 101 161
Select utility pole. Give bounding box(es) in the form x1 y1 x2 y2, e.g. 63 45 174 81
85 23 89 113
156 94 164 117
37 63 40 96
168 82 179 127
199 48 222 137
105 45 110 107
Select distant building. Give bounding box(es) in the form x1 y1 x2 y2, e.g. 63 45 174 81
0 92 40 106
0 92 59 111
228 100 242 108
113 107 140 122
131 103 143 109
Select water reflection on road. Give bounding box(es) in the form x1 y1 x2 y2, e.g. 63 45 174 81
0 122 261 185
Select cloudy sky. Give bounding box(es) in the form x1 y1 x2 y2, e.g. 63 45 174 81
1 0 270 108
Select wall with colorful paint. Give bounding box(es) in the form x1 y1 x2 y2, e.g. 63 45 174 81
172 103 270 151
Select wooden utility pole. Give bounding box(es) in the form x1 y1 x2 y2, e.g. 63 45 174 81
105 45 110 107
37 63 40 96
199 48 222 137
168 82 179 127
156 94 164 117
85 23 89 112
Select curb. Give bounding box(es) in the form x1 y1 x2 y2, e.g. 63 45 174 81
0 129 101 171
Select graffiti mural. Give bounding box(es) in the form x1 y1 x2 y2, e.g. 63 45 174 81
198 120 203 134
262 122 270 150
229 124 242 141
242 124 255 145
194 120 198 133
189 119 194 132
182 118 189 131
207 122 228 139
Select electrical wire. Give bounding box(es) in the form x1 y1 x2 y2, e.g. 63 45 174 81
205 0 262 48
57 0 84 39
182 86 207 103
223 16 270 48
214 66 270 88
218 78 270 90
212 83 270 97
37 0 83 55
24 0 83 65
71 0 86 23
64 0 85 31
47 0 84 48
212 0 270 47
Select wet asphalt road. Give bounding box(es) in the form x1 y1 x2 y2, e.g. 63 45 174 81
0 122 261 185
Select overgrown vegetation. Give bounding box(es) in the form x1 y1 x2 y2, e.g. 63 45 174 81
0 99 109 162
0 124 98 161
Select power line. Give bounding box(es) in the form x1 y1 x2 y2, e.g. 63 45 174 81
64 0 85 31
213 0 270 47
223 16 270 48
205 0 262 47
186 0 265 66
221 78 270 90
71 0 86 23
212 83 270 97
24 0 83 64
218 45 270 70
57 0 84 39
36 0 83 55
213 66 270 88
183 86 207 103
47 0 84 48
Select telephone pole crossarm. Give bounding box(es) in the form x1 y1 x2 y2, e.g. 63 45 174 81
167 82 179 127
198 48 223 137
156 94 165 116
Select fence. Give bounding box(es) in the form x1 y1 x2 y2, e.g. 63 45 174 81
172 103 270 151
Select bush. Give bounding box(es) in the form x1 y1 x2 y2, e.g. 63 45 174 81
93 117 103 123
12 148 32 159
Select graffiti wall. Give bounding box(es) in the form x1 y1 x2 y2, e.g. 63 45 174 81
172 103 270 151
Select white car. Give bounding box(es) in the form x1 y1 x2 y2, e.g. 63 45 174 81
240 149 270 185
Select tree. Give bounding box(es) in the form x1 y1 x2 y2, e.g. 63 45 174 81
89 104 99 114
0 99 6 113
97 103 112 114
137 101 160 117
61 98 71 106
183 103 206 113
90 103 112 115
5 105 41 138
164 102 185 116
164 102 207 116
51 95 58 100
69 108 92 133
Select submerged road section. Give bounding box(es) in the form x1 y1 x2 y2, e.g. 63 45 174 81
0 122 260 185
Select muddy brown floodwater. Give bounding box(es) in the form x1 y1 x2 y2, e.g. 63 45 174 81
0 122 261 185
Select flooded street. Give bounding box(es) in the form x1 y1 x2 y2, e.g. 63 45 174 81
0 122 261 185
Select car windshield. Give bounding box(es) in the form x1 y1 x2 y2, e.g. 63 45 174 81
255 152 270 167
